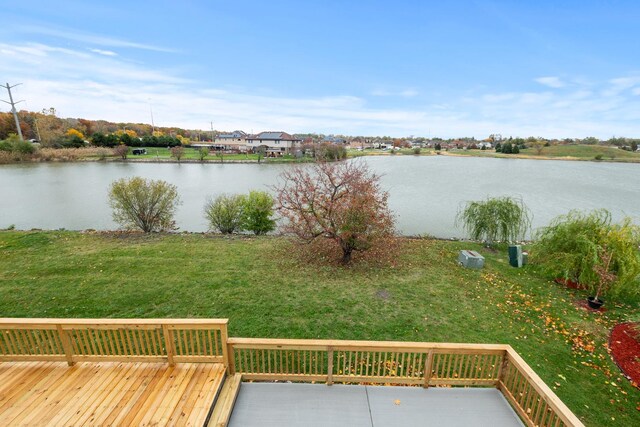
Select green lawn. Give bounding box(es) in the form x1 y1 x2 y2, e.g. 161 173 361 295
0 231 638 426
446 144 640 162
126 147 260 161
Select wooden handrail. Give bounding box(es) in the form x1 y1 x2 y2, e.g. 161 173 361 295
500 347 584 427
0 318 229 366
227 337 508 353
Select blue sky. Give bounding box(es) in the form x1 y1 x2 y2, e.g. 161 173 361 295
1 0 639 138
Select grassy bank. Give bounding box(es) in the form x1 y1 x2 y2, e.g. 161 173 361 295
442 144 640 162
0 231 638 425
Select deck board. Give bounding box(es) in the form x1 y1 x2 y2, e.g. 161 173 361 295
0 361 225 427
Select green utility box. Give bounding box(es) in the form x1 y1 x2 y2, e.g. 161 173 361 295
508 245 523 268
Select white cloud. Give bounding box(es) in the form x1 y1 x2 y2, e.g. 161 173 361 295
20 26 175 53
371 88 419 98
534 76 566 88
89 48 118 57
1 42 639 138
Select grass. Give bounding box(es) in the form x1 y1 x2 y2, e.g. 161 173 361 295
125 147 316 163
446 144 640 162
0 231 639 426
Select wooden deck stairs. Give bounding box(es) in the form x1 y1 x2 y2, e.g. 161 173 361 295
206 373 242 427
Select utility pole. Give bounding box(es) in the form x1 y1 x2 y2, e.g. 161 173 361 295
210 121 214 142
1 83 24 140
148 100 155 134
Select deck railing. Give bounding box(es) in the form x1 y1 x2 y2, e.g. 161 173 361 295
227 338 505 386
0 318 229 366
226 337 584 427
0 319 583 426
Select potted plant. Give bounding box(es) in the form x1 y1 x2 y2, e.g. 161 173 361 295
588 248 615 310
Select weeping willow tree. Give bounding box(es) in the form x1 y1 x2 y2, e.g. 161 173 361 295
533 210 640 299
455 196 532 245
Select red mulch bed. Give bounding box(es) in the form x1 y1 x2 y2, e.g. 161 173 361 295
609 322 640 387
555 277 586 290
574 298 607 313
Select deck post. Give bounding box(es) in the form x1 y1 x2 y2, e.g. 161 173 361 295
423 350 433 388
327 346 334 386
496 350 509 387
162 325 175 366
220 324 232 373
226 342 236 375
56 325 75 366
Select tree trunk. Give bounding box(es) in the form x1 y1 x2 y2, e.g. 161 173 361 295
341 247 353 264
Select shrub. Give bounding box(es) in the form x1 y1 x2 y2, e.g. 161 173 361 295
242 191 276 235
204 194 246 234
456 196 531 245
113 144 129 160
170 146 185 162
198 147 209 161
275 161 396 265
317 143 347 161
108 177 181 232
533 210 640 299
412 147 421 155
60 135 85 149
92 132 119 147
594 154 603 160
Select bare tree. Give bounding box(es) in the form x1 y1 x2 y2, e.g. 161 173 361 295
170 145 185 162
275 161 396 264
113 144 129 160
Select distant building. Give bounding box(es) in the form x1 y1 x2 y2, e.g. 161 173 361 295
214 130 247 151
323 135 346 145
246 131 302 156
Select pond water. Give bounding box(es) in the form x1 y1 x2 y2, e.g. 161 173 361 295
1 156 638 238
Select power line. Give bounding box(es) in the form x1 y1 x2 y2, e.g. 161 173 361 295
1 82 25 140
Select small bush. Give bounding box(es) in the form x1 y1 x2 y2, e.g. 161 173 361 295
533 210 640 300
317 143 347 161
204 194 246 234
242 191 276 235
594 154 603 160
108 177 181 232
412 147 421 155
456 196 531 245
198 147 209 161
171 146 185 162
113 144 129 160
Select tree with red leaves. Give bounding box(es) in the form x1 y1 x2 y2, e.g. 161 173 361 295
275 161 395 265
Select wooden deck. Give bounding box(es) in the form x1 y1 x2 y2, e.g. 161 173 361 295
0 318 585 427
0 361 225 426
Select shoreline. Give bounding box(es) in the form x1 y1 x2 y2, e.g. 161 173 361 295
1 150 639 165
1 228 537 244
